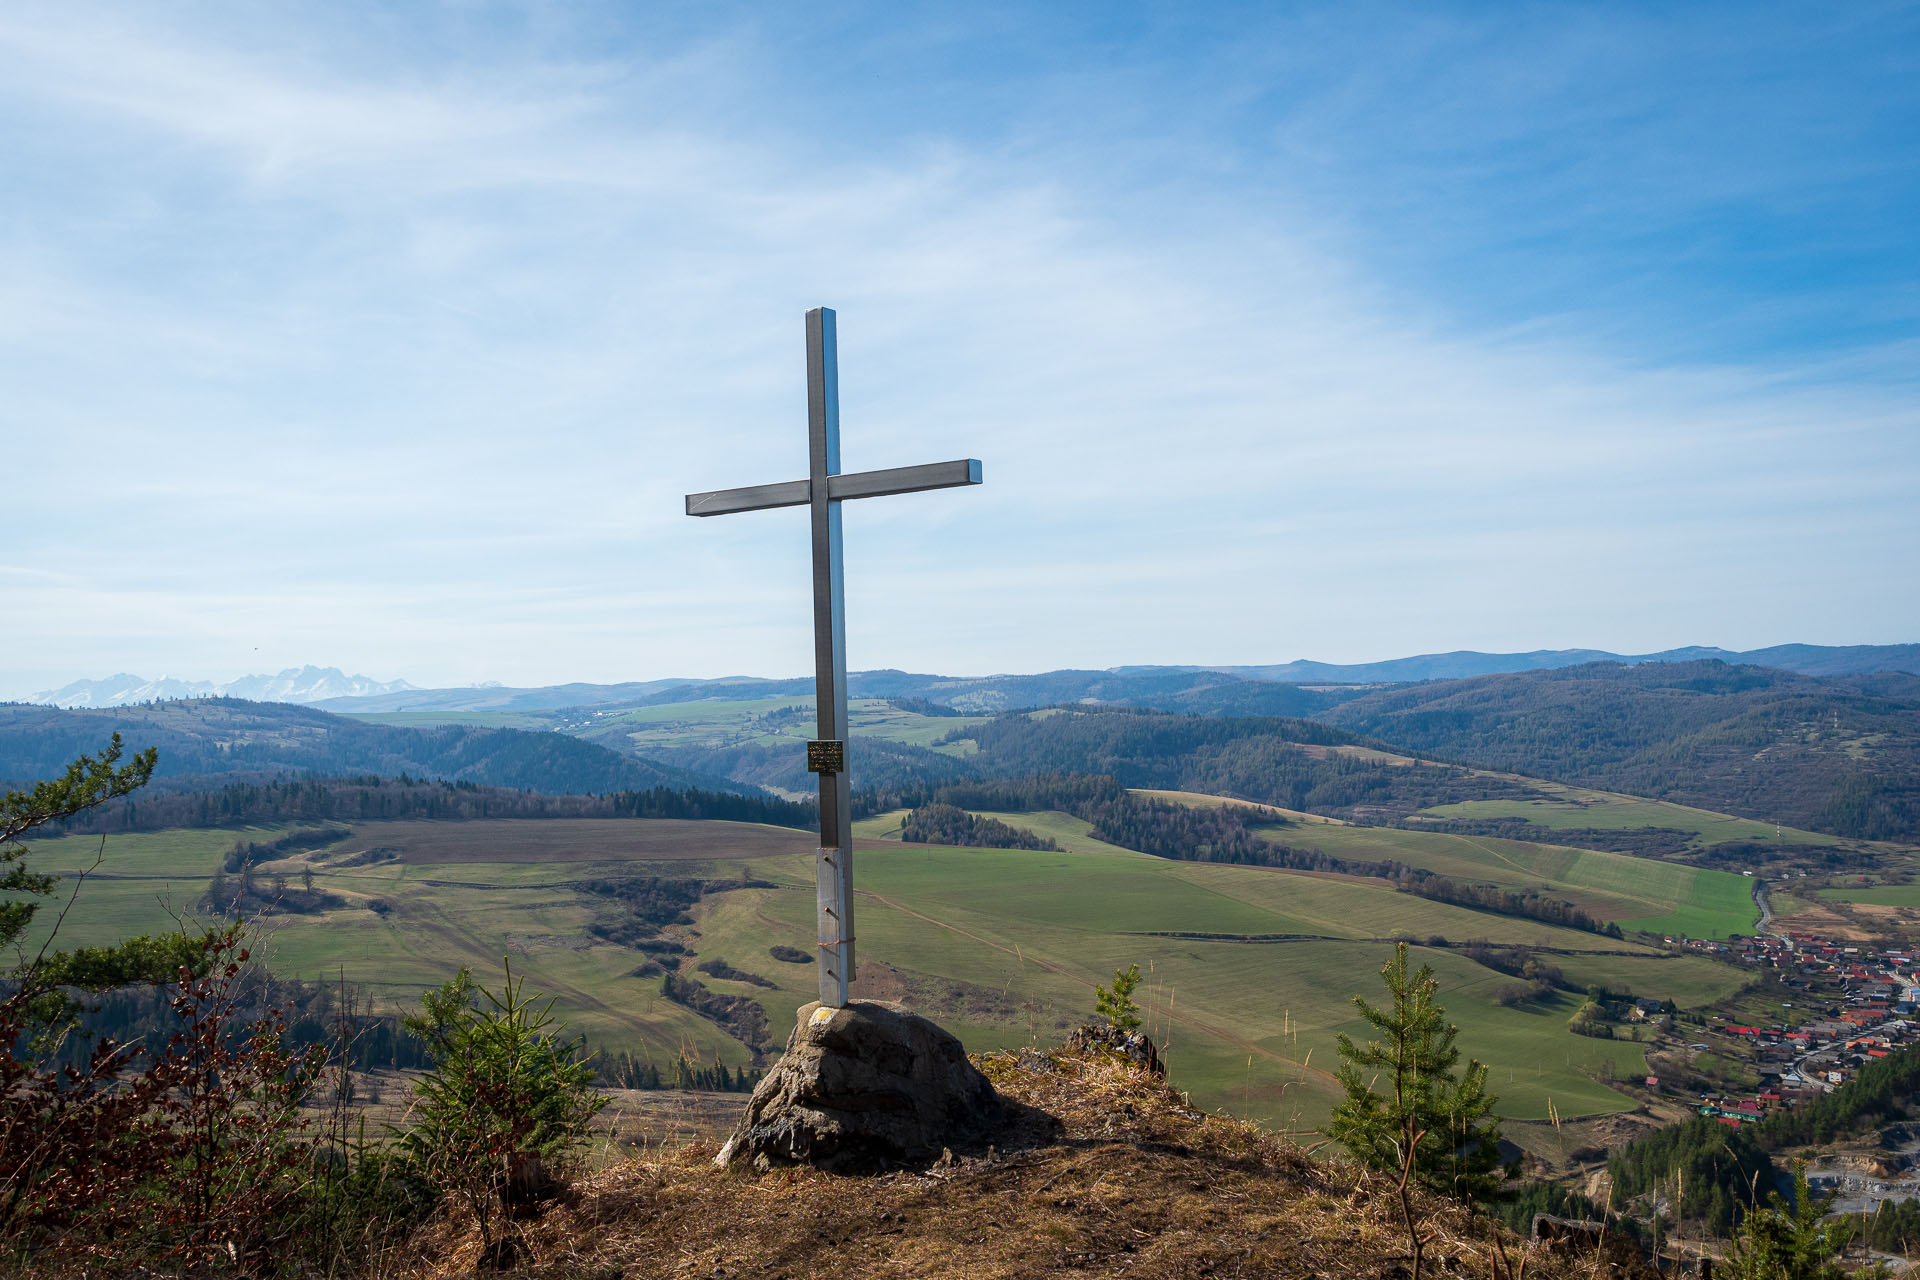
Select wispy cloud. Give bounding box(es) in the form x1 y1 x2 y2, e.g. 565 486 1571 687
1 3 1913 695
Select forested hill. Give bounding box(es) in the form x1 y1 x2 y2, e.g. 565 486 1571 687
844 669 1345 717
297 643 1919 716
1316 661 1920 840
0 700 750 797
930 708 1536 822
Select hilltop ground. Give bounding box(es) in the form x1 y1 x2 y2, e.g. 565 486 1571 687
405 1048 1640 1280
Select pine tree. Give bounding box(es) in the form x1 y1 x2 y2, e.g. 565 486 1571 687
1329 943 1510 1206
1725 1162 1850 1280
1094 963 1144 1032
1 735 208 1035
398 962 605 1254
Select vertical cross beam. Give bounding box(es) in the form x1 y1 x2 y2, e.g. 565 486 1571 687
807 307 856 1007
684 307 981 1011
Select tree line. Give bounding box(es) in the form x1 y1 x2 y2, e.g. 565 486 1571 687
901 802 1059 849
1846 1196 1920 1255
1757 1039 1920 1148
1320 660 1920 842
1409 816 1699 860
873 773 1623 937
1608 1114 1775 1232
31 964 439 1077
1403 873 1623 939
594 1047 762 1093
0 698 727 797
934 708 1534 822
46 774 815 835
221 824 354 872
1608 1040 1920 1230
658 972 773 1059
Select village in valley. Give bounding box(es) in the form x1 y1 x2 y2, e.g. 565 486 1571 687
1638 917 1920 1216
1674 927 1916 1096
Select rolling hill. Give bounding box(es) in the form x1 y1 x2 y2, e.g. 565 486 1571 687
1205 642 1920 683
292 641 1920 718
16 811 1747 1132
936 709 1533 821
323 668 1356 719
0 700 750 797
572 700 1540 817
1316 660 1920 841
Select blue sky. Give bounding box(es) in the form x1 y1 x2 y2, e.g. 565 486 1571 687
2 1 1915 695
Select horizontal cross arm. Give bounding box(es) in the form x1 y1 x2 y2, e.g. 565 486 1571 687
685 477 810 517
828 458 982 503
685 458 982 517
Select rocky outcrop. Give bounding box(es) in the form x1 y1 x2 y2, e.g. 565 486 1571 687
1064 1023 1164 1076
715 1001 1001 1172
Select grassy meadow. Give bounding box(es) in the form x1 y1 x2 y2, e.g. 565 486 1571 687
1817 883 1920 908
1114 790 1762 939
11 811 1752 1134
1305 824 1757 938
1418 788 1835 848
580 696 989 755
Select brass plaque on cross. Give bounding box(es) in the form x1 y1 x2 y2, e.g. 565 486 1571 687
806 740 845 774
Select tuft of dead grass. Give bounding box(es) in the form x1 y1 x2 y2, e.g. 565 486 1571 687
406 1048 1653 1280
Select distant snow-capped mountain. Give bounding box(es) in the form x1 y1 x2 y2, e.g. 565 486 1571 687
26 666 417 708
218 667 419 704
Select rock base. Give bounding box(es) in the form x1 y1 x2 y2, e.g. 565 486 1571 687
1064 1023 1164 1076
715 1000 1002 1173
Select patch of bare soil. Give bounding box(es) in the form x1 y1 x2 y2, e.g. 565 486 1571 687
1505 1108 1673 1174
411 1052 1650 1280
1770 894 1879 942
589 1089 751 1158
1849 902 1920 935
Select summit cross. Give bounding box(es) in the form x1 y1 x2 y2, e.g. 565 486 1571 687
685 307 983 1007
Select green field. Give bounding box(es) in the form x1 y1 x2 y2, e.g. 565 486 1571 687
351 696 991 761
9 827 278 945
856 808 1132 858
871 789 1760 940
1817 883 1920 908
584 697 989 755
1223 815 1761 938
691 844 1679 1124
6 815 1760 1133
1419 790 1834 848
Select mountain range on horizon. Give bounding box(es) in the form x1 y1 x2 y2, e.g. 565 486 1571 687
25 666 419 709
8 655 1918 843
20 642 1919 711
1195 641 1920 683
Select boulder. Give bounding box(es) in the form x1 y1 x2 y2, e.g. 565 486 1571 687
715 1000 1001 1172
1531 1214 1608 1250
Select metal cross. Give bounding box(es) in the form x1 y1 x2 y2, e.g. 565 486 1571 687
685 307 982 1007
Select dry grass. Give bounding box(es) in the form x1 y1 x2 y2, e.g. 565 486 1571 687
341 819 815 864
401 1050 1653 1280
302 1073 750 1167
